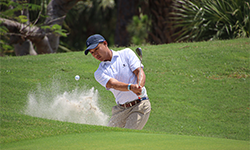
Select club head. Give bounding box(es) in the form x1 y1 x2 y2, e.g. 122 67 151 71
136 47 142 58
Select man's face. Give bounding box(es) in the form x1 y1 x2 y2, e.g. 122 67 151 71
89 42 111 61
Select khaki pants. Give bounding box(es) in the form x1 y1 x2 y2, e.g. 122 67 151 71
107 100 151 130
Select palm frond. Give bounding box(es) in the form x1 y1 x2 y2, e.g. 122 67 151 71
172 0 250 42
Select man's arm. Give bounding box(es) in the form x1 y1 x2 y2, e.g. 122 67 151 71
106 68 146 96
133 67 146 87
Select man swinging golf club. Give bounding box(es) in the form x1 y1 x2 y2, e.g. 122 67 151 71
84 34 151 130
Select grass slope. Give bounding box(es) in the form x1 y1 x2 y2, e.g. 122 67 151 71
1 132 249 150
0 38 249 146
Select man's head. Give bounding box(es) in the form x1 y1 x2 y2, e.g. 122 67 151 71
85 34 112 61
85 34 106 55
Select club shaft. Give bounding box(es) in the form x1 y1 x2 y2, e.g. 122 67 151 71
139 59 141 86
136 48 143 87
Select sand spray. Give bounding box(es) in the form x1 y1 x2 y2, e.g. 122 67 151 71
23 80 109 126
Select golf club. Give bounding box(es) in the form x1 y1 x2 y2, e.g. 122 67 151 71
136 47 142 86
136 47 146 98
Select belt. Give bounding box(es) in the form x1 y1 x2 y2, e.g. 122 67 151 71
120 97 149 108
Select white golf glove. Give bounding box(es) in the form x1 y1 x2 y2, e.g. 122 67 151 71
138 86 146 97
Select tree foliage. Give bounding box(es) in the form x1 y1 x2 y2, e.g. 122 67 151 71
0 0 80 56
172 0 250 41
5 0 248 56
127 13 150 45
60 0 116 51
0 0 42 56
0 0 118 55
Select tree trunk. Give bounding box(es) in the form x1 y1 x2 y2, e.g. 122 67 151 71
1 0 80 56
44 0 80 53
115 0 140 47
0 17 52 54
14 40 37 56
9 0 37 56
147 0 177 44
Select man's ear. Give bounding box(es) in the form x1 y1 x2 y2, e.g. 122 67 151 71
103 40 108 46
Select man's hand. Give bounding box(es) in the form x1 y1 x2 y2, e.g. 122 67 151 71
130 84 144 96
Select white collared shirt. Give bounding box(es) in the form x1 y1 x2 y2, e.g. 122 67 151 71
94 48 147 104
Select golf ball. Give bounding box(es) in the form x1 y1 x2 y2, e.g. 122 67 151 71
75 75 80 81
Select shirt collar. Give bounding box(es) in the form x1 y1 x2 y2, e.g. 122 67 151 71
101 50 119 67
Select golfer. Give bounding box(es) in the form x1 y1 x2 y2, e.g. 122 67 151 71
84 34 151 130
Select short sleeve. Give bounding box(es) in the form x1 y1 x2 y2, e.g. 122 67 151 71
124 48 144 72
94 69 111 88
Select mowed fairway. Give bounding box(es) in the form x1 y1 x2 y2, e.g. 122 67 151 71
1 132 249 150
0 38 249 149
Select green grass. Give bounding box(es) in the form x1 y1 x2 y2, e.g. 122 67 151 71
1 132 249 150
0 38 249 148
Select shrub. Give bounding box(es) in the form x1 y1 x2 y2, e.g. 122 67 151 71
172 0 250 41
127 13 150 45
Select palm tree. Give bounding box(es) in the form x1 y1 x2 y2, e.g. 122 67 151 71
146 0 179 44
114 0 140 46
171 0 250 41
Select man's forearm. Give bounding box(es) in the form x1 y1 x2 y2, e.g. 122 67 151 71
106 78 130 91
106 78 143 96
133 68 146 87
